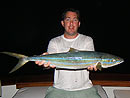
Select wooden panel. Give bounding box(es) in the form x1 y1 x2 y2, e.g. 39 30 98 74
17 82 53 89
1 73 130 88
16 80 130 89
92 80 130 87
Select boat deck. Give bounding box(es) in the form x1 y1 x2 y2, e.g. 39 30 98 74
1 73 130 89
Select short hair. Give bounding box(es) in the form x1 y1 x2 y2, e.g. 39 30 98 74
61 8 80 21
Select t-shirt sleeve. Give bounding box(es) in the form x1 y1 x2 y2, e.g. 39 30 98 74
47 38 58 54
85 36 95 51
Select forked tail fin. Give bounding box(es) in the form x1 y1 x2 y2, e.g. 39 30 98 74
1 52 29 73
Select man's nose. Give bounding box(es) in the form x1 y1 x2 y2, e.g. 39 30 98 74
70 20 73 25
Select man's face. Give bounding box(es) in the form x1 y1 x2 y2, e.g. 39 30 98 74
61 11 80 36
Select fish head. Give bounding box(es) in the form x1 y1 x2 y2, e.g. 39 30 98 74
101 54 124 68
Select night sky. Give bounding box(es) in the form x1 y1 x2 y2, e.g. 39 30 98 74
0 1 129 75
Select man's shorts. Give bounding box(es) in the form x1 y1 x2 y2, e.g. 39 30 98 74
45 86 101 98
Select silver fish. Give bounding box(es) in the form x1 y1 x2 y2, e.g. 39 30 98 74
1 48 124 73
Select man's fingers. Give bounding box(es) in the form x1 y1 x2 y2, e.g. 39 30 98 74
39 60 46 66
50 65 56 68
35 60 46 66
35 60 55 68
88 66 97 71
35 61 39 64
94 66 97 71
44 61 51 67
88 66 93 70
42 52 48 55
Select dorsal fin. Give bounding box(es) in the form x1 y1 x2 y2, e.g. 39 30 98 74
69 48 79 52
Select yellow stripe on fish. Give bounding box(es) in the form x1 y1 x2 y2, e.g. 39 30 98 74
1 48 124 73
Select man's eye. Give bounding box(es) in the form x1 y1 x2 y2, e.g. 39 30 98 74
65 18 70 21
73 18 78 21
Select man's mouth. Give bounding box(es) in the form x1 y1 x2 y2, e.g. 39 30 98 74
69 26 74 30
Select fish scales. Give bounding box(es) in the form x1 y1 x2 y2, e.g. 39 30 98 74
28 51 101 69
1 48 124 73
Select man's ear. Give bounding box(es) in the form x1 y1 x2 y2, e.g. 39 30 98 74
78 21 81 27
61 21 64 27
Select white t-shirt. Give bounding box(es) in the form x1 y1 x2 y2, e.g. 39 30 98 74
47 33 95 91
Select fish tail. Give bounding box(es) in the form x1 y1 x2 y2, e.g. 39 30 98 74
1 52 29 73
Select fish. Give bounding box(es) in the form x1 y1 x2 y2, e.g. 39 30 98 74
1 48 124 73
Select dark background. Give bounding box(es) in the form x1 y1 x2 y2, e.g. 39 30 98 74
0 1 129 76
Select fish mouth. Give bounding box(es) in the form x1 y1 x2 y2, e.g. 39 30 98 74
120 60 124 64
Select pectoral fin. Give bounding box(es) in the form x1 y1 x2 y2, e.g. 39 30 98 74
96 62 102 71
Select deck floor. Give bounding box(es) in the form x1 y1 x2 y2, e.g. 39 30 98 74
1 73 130 88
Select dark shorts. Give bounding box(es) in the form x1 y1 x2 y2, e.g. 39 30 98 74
45 86 101 98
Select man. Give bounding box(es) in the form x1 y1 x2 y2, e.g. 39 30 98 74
36 8 101 98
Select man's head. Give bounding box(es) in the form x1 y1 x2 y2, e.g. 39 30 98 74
61 8 81 37
61 8 80 21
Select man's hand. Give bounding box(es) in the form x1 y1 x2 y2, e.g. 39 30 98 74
35 52 55 68
87 66 97 71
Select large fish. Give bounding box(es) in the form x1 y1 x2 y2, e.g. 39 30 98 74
1 48 124 73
